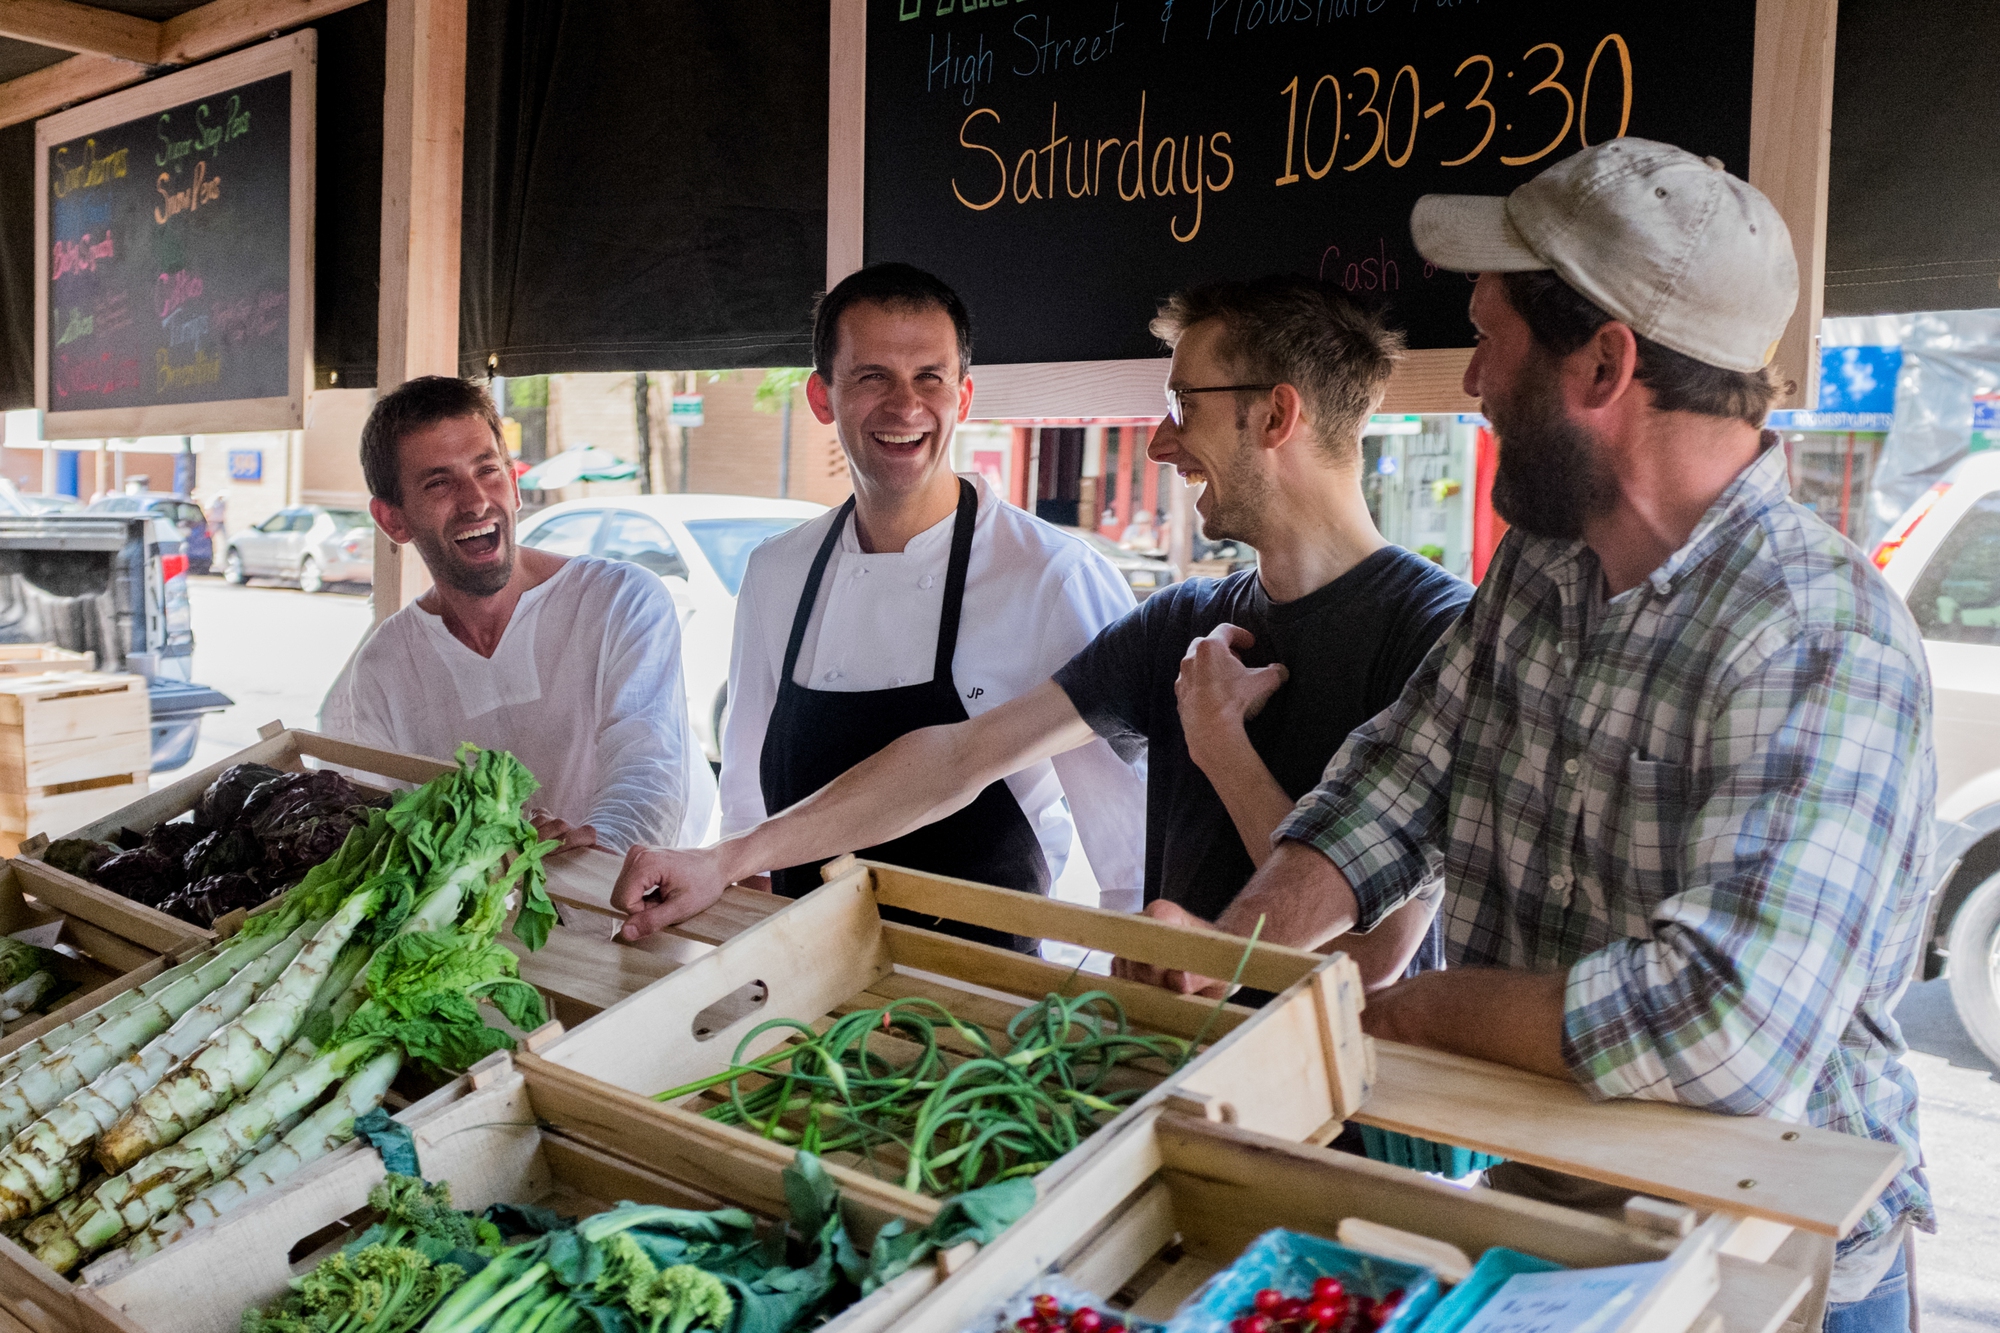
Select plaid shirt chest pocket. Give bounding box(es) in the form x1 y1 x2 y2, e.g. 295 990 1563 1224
1578 747 1692 930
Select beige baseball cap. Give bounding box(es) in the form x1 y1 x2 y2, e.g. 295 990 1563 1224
1410 139 1798 372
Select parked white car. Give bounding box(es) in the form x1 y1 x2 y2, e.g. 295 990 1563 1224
1874 451 2000 1064
517 494 826 763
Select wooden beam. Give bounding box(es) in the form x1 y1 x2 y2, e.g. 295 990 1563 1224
0 0 160 65
826 0 865 291
0 0 373 131
1750 0 1840 409
156 0 372 67
372 0 465 621
0 50 143 131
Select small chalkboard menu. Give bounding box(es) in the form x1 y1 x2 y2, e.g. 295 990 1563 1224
35 34 315 439
863 2 1757 367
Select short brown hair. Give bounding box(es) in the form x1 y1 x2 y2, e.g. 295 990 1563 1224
1500 271 1785 428
1150 276 1404 465
360 376 506 505
812 263 973 379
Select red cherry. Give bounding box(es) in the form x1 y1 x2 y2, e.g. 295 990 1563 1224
1015 1321 1041 1333
1279 1300 1310 1321
1254 1291 1286 1315
1314 1278 1345 1303
1309 1302 1344 1326
1070 1311 1103 1333
1236 1317 1273 1333
1034 1296 1061 1315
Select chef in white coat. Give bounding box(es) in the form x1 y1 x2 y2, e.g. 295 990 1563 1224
322 375 715 853
670 264 1146 948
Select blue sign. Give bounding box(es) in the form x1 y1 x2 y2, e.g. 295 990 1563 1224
1767 410 1895 433
226 450 262 482
1818 345 1901 414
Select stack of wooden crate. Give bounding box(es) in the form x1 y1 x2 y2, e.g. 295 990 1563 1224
0 646 94 678
0 674 149 856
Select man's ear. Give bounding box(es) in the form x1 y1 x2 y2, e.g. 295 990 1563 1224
1260 383 1307 451
956 372 975 424
369 496 414 546
805 371 836 426
1577 321 1640 410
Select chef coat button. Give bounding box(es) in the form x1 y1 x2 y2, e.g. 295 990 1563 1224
891 676 903 686
823 670 839 683
920 575 935 589
1564 758 1580 776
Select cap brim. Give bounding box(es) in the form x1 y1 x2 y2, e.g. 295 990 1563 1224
1411 194 1547 272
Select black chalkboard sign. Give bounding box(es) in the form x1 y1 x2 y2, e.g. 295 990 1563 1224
36 36 314 438
864 2 1756 366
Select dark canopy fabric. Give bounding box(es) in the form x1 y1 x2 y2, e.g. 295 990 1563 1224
459 0 828 378
0 0 826 408
1823 0 2000 317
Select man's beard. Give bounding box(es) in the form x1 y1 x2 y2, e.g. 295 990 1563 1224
1196 434 1271 546
1487 358 1617 541
410 523 515 597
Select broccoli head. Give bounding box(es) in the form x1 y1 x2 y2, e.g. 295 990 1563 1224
630 1264 733 1333
362 1174 486 1258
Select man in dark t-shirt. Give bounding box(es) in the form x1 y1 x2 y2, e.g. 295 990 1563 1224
1055 548 1465 925
612 276 1468 983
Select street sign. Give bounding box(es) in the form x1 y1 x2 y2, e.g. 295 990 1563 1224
670 394 705 428
227 450 262 481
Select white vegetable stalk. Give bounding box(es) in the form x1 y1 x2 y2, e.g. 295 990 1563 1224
124 1048 403 1259
1 972 58 1022
96 891 381 1173
0 939 229 1089
0 930 285 1141
0 921 316 1222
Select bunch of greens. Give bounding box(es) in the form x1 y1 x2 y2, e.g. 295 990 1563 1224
0 744 557 1276
654 991 1191 1197
247 1156 1033 1333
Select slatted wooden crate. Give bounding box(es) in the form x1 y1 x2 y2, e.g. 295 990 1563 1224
893 1102 1827 1333
0 648 94 679
0 676 150 858
523 857 1365 1237
76 1053 941 1333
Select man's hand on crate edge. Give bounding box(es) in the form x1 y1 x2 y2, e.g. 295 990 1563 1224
613 844 728 940
1110 900 1230 997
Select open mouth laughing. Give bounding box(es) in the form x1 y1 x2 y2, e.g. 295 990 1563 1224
453 520 504 560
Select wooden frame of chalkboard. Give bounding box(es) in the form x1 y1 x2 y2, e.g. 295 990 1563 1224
33 33 315 440
831 0 1836 420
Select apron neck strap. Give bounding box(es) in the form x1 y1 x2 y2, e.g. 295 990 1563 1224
779 495 856 687
932 478 978 682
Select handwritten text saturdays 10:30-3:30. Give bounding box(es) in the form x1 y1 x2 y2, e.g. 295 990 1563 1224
931 9 1636 244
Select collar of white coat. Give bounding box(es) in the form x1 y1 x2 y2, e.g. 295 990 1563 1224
833 471 997 557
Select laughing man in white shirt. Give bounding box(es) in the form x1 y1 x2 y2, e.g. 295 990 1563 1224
655 263 1146 950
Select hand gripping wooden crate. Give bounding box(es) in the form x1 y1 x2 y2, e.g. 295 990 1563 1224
519 857 1370 1254
74 1051 953 1333
0 675 150 858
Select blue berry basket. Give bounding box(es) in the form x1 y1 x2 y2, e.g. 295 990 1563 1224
1165 1229 1441 1333
1357 1125 1504 1179
1407 1249 1565 1333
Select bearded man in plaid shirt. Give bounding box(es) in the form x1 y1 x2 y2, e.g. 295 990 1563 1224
1142 140 1934 1332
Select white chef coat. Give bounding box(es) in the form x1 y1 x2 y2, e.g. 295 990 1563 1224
721 473 1147 910
322 556 716 852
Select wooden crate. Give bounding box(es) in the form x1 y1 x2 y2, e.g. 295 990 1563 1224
77 1054 942 1333
893 1104 1819 1333
0 675 150 857
0 648 95 678
524 857 1364 1232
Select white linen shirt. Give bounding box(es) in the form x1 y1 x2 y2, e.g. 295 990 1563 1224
721 473 1147 909
324 556 716 852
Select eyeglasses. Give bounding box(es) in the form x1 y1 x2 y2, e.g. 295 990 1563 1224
1163 383 1277 426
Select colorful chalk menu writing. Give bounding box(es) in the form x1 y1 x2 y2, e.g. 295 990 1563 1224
865 1 1756 364
44 72 292 412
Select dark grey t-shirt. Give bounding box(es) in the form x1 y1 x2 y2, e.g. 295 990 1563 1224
1054 546 1470 930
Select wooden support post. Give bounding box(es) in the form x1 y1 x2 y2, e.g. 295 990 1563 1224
373 0 467 622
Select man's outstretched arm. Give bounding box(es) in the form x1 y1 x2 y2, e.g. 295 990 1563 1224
613 679 1098 938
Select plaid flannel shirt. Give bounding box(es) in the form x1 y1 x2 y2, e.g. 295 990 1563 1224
1279 444 1935 1254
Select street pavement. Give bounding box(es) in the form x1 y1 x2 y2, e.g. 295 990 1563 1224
171 576 2000 1329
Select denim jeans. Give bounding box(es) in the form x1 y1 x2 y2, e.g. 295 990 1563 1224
1823 1246 1910 1333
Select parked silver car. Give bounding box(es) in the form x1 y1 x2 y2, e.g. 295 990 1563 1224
222 505 374 592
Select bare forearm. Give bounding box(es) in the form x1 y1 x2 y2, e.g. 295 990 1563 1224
1193 729 1301 870
1215 838 1362 949
1335 886 1441 990
1362 968 1569 1081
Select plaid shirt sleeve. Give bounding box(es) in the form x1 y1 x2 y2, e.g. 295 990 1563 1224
1275 611 1473 930
1563 627 1935 1116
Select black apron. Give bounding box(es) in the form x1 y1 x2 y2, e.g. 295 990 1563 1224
759 479 1050 952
